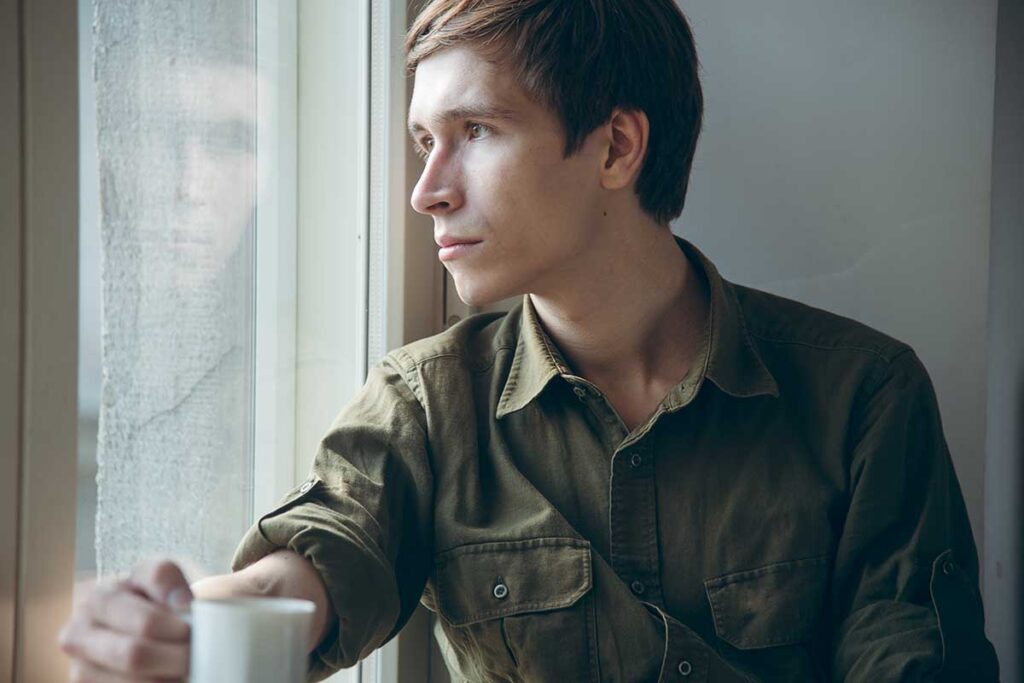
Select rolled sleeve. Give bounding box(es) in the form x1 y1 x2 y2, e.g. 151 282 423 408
831 349 998 681
231 351 434 681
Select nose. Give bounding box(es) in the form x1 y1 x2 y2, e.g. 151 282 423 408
177 137 211 204
410 149 463 216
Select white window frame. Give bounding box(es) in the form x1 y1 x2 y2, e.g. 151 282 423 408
255 0 430 681
253 0 300 527
253 0 372 680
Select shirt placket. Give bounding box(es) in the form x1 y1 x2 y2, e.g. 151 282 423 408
569 378 710 681
609 439 664 607
608 416 711 682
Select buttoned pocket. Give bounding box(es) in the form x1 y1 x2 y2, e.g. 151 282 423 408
433 537 598 681
705 555 830 650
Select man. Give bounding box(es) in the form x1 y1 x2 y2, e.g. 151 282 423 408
59 0 999 681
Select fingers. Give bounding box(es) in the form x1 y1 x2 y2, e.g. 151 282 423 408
88 581 190 643
60 617 189 680
68 657 183 682
128 560 193 609
58 560 193 680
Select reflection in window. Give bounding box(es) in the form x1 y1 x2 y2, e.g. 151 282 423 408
89 0 258 578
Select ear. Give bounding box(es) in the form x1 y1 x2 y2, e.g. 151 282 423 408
599 107 649 191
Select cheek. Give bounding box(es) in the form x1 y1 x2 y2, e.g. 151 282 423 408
468 143 590 227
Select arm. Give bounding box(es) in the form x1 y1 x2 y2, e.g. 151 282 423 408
192 549 336 654
830 349 999 681
229 352 434 679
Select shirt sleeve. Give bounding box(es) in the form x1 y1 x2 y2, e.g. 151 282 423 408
830 348 999 681
230 351 434 681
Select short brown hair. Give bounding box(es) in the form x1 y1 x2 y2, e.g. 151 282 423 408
405 0 704 225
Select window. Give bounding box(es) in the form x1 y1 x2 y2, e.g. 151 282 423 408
72 0 411 680
81 0 260 585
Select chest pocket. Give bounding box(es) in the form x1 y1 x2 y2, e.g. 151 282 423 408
704 555 830 650
432 537 598 682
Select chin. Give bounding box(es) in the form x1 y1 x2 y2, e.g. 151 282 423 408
452 276 521 310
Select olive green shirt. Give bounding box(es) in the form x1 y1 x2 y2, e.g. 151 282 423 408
231 236 999 682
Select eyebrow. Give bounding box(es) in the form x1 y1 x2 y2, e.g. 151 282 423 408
407 103 520 139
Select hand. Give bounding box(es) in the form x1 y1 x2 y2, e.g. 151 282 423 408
58 560 193 682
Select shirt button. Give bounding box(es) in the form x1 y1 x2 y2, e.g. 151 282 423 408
677 660 692 676
630 580 646 596
299 480 313 494
629 452 643 468
493 582 509 600
942 559 957 575
573 386 587 400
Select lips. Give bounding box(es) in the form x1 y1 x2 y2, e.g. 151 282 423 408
435 235 482 248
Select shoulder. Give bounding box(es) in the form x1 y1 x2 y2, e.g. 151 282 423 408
729 281 937 412
385 301 523 376
731 281 913 365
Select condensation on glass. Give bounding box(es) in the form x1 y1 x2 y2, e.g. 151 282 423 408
89 0 257 578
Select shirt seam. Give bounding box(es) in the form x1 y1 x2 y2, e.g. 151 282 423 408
749 333 912 364
405 346 516 374
841 346 917 475
385 348 427 406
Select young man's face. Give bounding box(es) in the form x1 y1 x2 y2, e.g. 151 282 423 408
408 46 608 307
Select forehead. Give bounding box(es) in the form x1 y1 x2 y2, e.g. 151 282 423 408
407 46 532 130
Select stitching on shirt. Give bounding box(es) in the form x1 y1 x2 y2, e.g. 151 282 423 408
728 283 778 390
704 554 829 648
412 346 515 375
696 274 716 383
386 350 427 406
748 334 910 364
704 554 830 588
448 594 589 624
499 348 524 417
707 581 819 649
436 536 589 561
434 538 592 625
841 346 917 468
525 301 571 375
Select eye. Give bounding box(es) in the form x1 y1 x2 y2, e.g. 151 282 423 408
414 136 434 160
413 124 487 161
467 122 489 140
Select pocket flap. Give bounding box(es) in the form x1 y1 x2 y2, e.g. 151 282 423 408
434 537 592 627
705 555 829 649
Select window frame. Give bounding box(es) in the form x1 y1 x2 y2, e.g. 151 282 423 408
2 0 80 680
253 0 300 523
258 0 434 680
1 0 438 679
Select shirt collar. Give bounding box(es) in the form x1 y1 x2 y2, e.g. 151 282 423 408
495 234 779 420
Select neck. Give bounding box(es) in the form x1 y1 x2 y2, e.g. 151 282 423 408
529 224 709 393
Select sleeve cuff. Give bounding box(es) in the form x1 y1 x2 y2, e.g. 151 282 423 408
230 475 401 680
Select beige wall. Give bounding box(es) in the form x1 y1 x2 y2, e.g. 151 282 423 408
1 0 80 681
1 0 23 677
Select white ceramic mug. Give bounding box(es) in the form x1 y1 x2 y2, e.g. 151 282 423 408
176 597 316 683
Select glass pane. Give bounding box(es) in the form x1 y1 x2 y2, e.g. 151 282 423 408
77 2 363 680
79 0 258 581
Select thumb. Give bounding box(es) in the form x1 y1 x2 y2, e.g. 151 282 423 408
129 559 194 609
